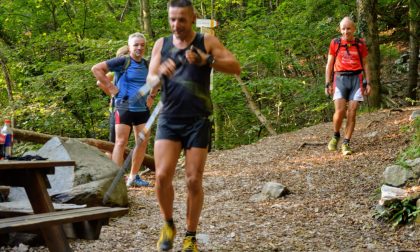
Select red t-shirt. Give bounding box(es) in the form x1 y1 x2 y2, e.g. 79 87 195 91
329 38 368 72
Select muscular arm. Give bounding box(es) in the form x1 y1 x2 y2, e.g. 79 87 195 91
147 37 175 97
362 56 371 95
147 38 163 97
148 37 177 83
204 34 240 75
96 73 114 96
91 61 118 95
148 38 164 77
325 54 335 95
325 54 334 84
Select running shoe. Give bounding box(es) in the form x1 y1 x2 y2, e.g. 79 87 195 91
328 137 339 151
341 142 352 155
182 236 198 252
157 223 176 251
126 174 150 187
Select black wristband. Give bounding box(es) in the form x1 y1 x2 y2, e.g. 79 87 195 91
325 82 330 88
206 55 215 66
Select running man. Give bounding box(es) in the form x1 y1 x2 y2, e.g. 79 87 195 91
148 0 240 251
325 17 371 155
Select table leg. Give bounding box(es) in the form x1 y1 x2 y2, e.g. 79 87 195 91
24 171 72 252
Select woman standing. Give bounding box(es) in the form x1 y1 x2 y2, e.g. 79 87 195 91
92 32 155 187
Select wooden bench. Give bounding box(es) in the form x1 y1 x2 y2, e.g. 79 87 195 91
0 206 128 241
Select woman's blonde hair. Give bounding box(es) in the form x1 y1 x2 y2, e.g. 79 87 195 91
116 45 129 57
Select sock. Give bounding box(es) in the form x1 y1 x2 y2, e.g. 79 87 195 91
128 174 136 181
165 219 174 227
343 139 350 144
334 132 340 139
185 231 196 237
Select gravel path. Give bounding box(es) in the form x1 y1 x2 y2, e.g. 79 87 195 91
2 107 419 252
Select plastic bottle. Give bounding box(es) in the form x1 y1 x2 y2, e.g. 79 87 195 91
0 128 4 160
1 119 13 159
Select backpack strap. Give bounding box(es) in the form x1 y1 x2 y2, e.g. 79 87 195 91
332 37 341 73
332 37 365 73
122 55 131 72
110 55 131 108
333 37 341 58
114 55 131 84
354 37 364 72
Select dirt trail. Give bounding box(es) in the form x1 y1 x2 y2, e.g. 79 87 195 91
13 107 420 251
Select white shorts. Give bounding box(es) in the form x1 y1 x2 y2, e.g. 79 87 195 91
333 73 364 101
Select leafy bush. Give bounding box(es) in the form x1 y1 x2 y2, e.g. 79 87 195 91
211 74 332 149
375 198 420 227
397 117 420 162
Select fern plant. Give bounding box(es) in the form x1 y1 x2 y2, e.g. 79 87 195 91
375 198 420 227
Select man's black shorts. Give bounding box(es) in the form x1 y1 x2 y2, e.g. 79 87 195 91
156 117 211 150
114 109 150 126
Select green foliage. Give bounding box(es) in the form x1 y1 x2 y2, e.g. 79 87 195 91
0 0 414 150
12 62 110 139
375 198 420 227
13 142 43 157
212 74 332 149
397 117 420 163
377 117 420 227
380 43 400 60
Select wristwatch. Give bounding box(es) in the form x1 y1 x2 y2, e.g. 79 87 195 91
206 55 215 66
325 82 330 88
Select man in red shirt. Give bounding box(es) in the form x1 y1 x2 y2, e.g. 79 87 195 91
325 17 371 155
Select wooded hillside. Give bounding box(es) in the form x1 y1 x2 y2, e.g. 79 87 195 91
0 0 418 150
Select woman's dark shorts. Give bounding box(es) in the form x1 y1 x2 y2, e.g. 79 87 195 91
156 117 211 150
114 109 150 126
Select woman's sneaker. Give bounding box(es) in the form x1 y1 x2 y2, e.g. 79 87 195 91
126 174 150 187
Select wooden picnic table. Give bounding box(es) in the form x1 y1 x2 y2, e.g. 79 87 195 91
0 160 76 252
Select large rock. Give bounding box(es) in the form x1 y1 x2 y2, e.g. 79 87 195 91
409 110 420 121
8 137 127 207
250 181 289 202
383 165 415 187
406 158 420 177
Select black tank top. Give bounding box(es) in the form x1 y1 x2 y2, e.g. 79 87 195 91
160 33 212 118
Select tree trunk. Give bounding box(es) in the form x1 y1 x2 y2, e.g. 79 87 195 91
120 0 131 22
408 0 419 100
141 0 153 39
0 50 14 102
138 0 144 30
357 0 381 107
235 76 277 135
12 128 155 170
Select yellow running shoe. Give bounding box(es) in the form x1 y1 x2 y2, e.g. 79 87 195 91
328 137 339 151
157 223 176 251
341 142 352 155
182 236 198 252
